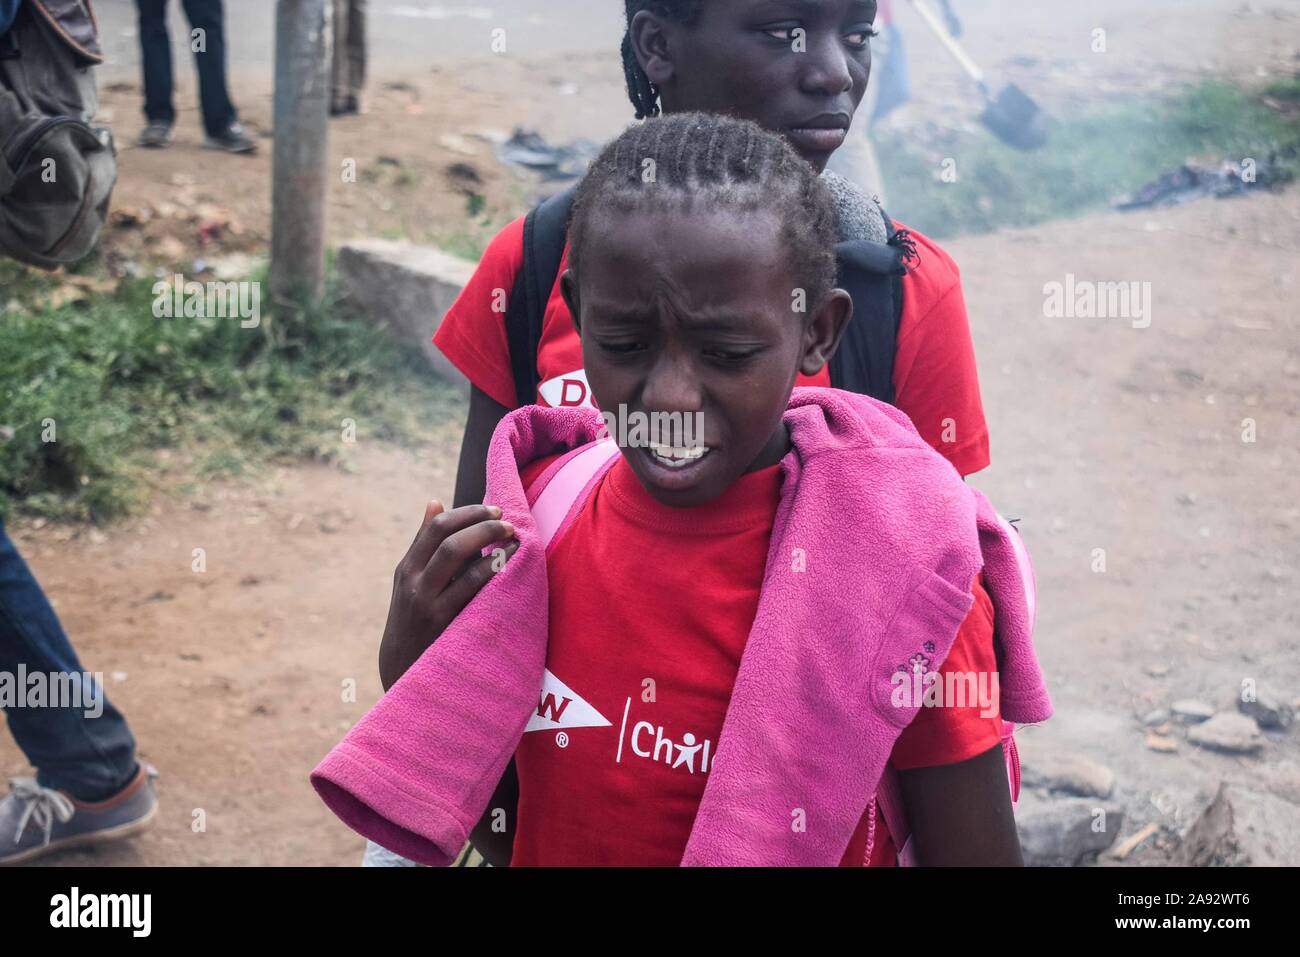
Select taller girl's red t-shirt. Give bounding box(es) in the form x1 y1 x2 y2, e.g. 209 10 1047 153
511 452 1003 867
433 217 991 476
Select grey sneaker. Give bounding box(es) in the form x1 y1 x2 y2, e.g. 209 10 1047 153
0 764 158 865
138 122 174 149
330 94 362 117
204 122 257 154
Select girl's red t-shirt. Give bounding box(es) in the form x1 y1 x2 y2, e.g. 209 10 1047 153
511 452 1003 867
433 217 991 477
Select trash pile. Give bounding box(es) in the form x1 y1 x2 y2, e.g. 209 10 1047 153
1115 154 1294 211
495 127 600 182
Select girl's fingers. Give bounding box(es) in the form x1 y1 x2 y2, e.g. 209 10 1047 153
424 519 517 592
439 541 519 617
449 535 519 584
408 500 445 551
408 503 503 568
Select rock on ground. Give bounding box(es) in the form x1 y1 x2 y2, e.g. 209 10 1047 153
1238 692 1294 730
1171 699 1216 723
1187 713 1264 754
1018 742 1116 798
335 240 475 388
1016 791 1125 865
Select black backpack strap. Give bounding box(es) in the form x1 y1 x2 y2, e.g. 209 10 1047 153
884 212 914 394
505 184 578 408
828 206 912 405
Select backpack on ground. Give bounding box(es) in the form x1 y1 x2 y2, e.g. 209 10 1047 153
0 0 116 269
504 183 912 409
525 437 1027 867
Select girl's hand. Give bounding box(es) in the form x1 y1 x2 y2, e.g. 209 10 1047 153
378 501 518 690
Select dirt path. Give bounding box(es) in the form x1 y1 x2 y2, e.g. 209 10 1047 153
92 51 631 272
2 438 462 866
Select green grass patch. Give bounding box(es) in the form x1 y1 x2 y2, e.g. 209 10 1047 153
1263 74 1300 103
0 260 464 523
877 80 1300 239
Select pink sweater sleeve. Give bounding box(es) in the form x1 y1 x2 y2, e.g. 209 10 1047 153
310 537 550 864
310 404 605 864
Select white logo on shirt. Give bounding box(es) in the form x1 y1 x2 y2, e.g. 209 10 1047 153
538 368 595 409
615 697 715 775
524 677 715 775
524 669 612 733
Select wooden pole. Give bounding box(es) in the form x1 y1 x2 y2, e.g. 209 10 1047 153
270 0 330 304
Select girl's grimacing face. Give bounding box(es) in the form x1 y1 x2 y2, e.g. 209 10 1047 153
632 0 878 172
561 208 850 509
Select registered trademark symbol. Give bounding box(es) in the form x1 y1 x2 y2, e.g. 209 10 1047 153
555 732 569 748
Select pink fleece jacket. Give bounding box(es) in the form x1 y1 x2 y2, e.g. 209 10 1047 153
311 386 1052 866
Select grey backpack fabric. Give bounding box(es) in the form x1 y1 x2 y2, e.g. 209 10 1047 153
0 0 116 269
820 168 889 245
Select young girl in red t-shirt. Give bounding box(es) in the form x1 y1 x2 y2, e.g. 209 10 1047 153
371 114 1024 866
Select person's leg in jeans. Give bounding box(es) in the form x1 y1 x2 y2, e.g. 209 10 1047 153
136 0 176 128
180 0 237 136
346 0 367 104
330 0 348 111
331 0 366 113
0 522 138 802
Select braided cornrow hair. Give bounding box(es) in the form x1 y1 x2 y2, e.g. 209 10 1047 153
621 0 704 119
568 113 841 309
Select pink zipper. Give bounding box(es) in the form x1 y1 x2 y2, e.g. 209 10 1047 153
1005 732 1021 803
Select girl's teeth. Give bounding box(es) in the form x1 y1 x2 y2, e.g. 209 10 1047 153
649 445 710 467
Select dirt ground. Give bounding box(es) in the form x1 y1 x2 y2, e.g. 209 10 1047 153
88 52 631 275
2 2 1298 865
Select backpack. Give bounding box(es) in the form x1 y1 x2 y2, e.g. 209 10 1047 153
504 183 911 409
0 0 117 269
524 436 1026 867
